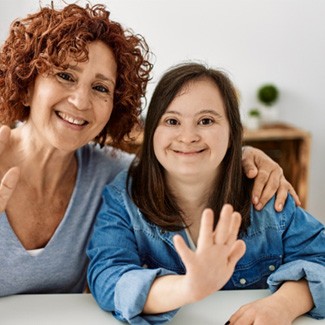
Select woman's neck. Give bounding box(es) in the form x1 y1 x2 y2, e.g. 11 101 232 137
166 175 215 224
167 179 213 245
5 125 78 195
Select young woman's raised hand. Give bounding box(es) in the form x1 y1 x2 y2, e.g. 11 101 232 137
0 125 20 212
173 205 246 303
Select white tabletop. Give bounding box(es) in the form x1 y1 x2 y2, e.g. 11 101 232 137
0 290 323 324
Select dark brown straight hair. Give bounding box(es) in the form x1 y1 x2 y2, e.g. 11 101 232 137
128 62 252 233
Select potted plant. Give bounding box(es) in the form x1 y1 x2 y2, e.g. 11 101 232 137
257 83 280 124
246 108 261 130
257 84 279 106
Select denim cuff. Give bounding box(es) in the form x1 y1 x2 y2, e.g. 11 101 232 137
114 268 179 324
267 260 325 319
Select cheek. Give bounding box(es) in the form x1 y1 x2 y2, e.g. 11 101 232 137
153 129 168 162
97 104 113 125
153 131 161 158
212 128 230 153
221 125 231 149
224 134 230 151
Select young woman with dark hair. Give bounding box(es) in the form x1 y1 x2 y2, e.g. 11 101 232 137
87 63 324 324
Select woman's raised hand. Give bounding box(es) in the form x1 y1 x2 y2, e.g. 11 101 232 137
0 125 20 212
173 205 246 304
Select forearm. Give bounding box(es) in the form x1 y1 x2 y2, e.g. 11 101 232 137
273 279 314 321
143 274 192 314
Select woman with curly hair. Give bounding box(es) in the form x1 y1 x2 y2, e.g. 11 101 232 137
0 3 298 296
0 2 152 296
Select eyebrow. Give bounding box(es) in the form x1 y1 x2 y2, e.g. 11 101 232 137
67 65 116 86
165 109 223 118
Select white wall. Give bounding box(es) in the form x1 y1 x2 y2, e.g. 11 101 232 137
1 0 324 222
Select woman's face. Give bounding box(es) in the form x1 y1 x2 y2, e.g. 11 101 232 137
153 78 230 183
25 41 117 151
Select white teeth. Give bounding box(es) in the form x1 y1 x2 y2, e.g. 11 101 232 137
58 112 85 125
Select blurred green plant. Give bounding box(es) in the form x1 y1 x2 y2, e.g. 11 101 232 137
248 108 261 117
257 84 279 106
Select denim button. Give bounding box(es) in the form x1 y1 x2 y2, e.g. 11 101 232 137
239 278 246 285
269 265 276 271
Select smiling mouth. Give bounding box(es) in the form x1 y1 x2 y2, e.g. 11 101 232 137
173 149 206 154
56 111 88 126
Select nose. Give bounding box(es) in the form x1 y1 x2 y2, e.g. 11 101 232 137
67 86 91 111
177 124 200 143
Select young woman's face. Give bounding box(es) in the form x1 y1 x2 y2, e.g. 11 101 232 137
26 41 117 151
153 78 230 182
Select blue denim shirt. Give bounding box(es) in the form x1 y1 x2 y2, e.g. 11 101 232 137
87 170 325 324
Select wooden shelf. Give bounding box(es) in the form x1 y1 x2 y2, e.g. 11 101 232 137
243 123 311 208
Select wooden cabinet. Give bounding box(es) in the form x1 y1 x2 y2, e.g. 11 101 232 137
118 122 311 208
243 123 311 208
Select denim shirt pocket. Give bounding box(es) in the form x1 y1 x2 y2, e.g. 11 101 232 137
134 220 185 274
230 255 282 289
142 252 184 273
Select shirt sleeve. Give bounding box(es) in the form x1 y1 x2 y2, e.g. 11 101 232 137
267 260 325 319
267 199 325 319
114 269 178 324
87 177 178 324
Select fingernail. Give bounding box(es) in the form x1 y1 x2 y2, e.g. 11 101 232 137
277 203 283 211
255 203 262 210
224 321 230 325
253 196 259 204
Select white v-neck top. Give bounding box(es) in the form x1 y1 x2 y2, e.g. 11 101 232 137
27 248 44 257
184 228 197 251
0 144 133 297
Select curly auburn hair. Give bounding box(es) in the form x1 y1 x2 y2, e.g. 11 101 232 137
0 3 152 147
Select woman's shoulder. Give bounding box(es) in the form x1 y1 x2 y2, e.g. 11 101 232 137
248 194 297 234
102 169 129 196
78 143 134 164
76 144 133 182
110 169 129 186
249 194 324 238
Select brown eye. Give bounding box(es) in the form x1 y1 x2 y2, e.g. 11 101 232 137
199 118 214 125
166 118 179 125
57 72 74 82
93 85 109 93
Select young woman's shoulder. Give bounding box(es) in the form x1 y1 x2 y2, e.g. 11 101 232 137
101 169 129 200
249 194 323 236
248 194 297 234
